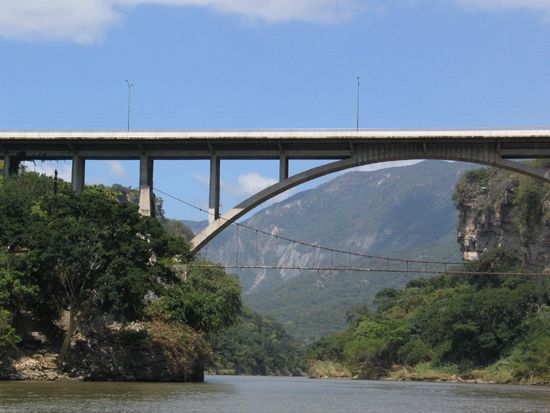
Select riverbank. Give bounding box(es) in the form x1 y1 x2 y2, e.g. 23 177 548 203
1 321 208 382
306 360 550 386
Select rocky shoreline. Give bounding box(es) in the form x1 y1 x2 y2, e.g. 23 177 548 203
1 321 208 382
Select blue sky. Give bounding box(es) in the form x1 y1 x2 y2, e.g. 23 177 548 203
2 1 550 220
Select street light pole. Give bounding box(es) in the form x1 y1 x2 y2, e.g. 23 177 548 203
125 80 133 132
356 76 360 131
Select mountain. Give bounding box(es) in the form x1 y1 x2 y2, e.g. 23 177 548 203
181 219 208 236
188 160 475 340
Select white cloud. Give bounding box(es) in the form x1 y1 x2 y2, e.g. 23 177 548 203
121 0 364 22
192 171 210 189
193 170 277 198
107 160 129 180
23 160 72 182
0 0 364 43
2 0 550 43
226 172 277 197
352 160 423 173
0 0 120 43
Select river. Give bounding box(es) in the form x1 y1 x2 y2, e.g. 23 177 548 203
1 376 550 412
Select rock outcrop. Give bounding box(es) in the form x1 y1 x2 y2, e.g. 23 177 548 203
455 166 550 272
1 321 208 382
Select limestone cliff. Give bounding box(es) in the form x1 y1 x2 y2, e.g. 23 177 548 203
455 166 550 273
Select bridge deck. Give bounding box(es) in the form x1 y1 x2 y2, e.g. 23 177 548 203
2 129 550 141
2 129 550 160
3 129 550 251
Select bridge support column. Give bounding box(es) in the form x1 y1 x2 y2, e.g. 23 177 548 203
3 154 20 178
71 156 85 193
209 156 220 224
4 154 21 178
139 155 154 217
3 154 10 179
279 155 289 181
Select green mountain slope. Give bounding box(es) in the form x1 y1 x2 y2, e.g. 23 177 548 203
192 161 475 340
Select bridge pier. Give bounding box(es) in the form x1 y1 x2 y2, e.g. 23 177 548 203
279 155 289 181
209 156 220 224
3 154 11 179
71 156 86 193
139 155 155 217
2 154 20 178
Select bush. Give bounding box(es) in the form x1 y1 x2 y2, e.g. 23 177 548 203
506 316 550 381
151 262 241 334
0 308 20 348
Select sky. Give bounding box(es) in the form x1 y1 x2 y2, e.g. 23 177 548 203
2 0 550 221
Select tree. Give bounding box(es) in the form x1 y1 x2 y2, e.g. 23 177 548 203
0 172 62 250
0 251 39 348
415 285 533 365
152 261 242 334
24 188 189 358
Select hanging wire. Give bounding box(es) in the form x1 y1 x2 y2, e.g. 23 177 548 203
154 187 464 268
236 224 239 265
275 236 280 265
187 263 550 278
255 229 259 266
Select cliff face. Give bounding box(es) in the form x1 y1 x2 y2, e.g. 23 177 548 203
455 167 550 273
1 320 208 382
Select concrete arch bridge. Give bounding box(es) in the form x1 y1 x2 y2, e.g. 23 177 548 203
1 129 550 254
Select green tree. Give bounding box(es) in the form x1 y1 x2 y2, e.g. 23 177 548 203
211 308 304 375
151 261 241 334
415 285 533 366
24 189 188 358
343 316 412 378
0 173 63 250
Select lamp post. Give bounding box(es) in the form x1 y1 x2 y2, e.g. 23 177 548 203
356 76 360 131
125 80 133 132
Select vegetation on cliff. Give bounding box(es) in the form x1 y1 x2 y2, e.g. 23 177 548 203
306 248 550 383
454 161 550 270
306 165 550 383
0 172 241 380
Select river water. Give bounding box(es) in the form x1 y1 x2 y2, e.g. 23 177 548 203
1 375 550 413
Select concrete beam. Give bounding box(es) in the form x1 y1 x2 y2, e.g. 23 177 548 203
139 155 154 217
2 129 550 141
71 156 86 193
191 145 550 254
494 157 550 182
279 155 289 181
500 149 550 158
209 156 220 224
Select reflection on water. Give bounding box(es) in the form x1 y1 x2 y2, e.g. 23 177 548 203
1 376 550 413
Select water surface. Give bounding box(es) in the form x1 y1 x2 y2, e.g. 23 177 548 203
1 375 550 412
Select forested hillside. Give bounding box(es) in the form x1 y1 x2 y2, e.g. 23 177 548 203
210 160 474 340
209 308 304 376
0 173 241 381
306 166 550 383
306 249 550 384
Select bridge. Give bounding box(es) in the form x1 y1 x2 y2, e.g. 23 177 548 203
2 129 550 254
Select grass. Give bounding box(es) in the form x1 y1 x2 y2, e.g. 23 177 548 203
307 360 352 379
389 362 462 382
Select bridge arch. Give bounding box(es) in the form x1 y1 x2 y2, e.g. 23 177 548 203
191 143 550 253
